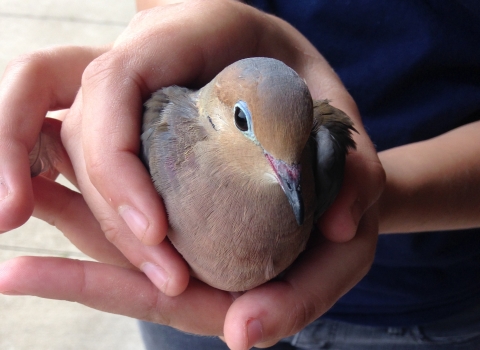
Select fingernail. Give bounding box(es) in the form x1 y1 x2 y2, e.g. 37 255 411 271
246 319 263 349
0 178 9 201
118 205 149 242
141 262 170 294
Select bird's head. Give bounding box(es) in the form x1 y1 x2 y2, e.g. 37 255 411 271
198 58 314 225
211 57 313 161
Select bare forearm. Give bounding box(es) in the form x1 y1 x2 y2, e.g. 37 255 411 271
378 120 480 234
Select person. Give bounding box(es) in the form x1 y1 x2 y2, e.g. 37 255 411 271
0 0 479 349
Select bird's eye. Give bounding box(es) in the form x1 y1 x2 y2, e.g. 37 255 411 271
233 101 259 144
234 105 249 132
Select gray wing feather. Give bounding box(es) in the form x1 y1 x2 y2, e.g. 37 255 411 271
141 88 172 170
141 86 205 189
311 100 356 217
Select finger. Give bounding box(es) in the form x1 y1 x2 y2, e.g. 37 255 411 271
0 46 107 231
223 208 378 350
30 117 78 184
136 0 185 11
62 95 190 296
80 1 263 246
32 175 129 266
299 57 385 243
306 63 385 243
0 257 232 336
319 142 385 242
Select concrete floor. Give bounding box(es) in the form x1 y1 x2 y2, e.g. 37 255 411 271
0 1 146 349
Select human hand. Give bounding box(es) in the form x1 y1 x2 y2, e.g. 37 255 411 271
0 46 107 232
1 0 384 348
74 0 383 261
0 174 378 349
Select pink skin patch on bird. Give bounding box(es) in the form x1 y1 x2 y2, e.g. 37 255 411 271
264 152 301 186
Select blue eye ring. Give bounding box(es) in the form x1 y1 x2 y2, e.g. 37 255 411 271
234 100 250 132
233 100 259 144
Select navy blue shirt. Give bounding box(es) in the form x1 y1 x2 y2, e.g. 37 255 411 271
247 0 480 326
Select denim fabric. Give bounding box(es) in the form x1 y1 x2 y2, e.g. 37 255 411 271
139 321 295 350
139 303 480 349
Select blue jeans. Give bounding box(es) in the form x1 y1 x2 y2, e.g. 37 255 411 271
139 304 480 349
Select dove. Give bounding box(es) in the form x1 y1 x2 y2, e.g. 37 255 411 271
28 57 355 291
140 57 356 292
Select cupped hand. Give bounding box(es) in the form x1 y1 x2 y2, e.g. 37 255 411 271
0 0 385 348
0 42 189 295
0 174 377 349
0 46 106 231
74 0 384 293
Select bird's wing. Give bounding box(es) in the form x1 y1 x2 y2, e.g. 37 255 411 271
141 86 203 167
310 100 357 217
141 88 170 169
141 86 207 187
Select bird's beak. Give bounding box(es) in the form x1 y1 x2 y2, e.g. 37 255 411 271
265 153 304 225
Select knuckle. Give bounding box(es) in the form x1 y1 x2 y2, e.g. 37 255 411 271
358 156 387 208
4 51 54 82
81 52 123 89
285 287 329 337
373 160 387 189
367 154 386 186
146 288 172 326
129 8 153 27
84 151 107 183
287 299 319 336
61 111 81 139
99 217 122 246
366 161 387 209
74 259 88 295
